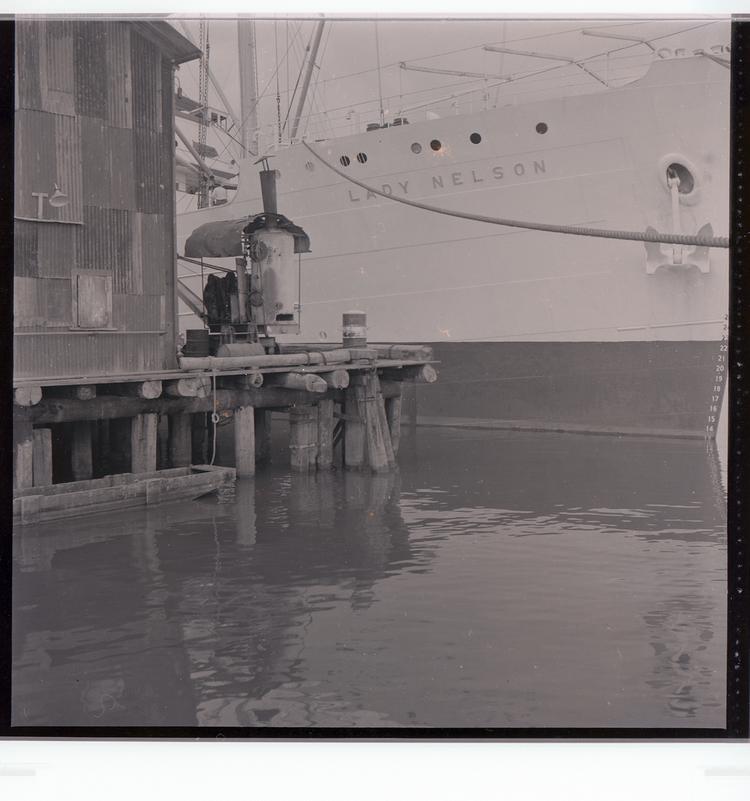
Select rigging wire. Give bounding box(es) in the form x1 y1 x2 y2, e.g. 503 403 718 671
211 22 305 164
275 20 282 143
303 141 729 250
264 19 721 103
375 21 385 127
282 25 312 134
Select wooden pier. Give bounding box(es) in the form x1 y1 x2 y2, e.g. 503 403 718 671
13 345 438 497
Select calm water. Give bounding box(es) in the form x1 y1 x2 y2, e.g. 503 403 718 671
12 427 727 728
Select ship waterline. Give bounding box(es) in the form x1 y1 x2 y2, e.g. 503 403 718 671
177 55 729 435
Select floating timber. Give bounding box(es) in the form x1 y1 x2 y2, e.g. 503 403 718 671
13 465 235 526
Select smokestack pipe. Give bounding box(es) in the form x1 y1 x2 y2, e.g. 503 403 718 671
259 169 278 215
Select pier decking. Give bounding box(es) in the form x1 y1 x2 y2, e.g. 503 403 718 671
13 346 438 518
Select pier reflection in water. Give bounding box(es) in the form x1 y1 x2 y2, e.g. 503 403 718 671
12 427 726 728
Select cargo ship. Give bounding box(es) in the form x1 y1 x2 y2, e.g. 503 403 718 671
175 21 730 437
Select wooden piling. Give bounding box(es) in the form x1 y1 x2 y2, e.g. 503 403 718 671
343 379 366 470
14 420 34 490
191 412 208 464
254 408 272 465
71 420 93 481
317 399 335 469
168 413 192 468
289 405 318 472
131 413 158 474
363 372 395 472
234 405 256 477
32 428 53 487
109 418 132 474
385 392 402 456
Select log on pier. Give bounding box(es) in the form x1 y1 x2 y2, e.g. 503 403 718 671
264 372 328 393
179 349 352 371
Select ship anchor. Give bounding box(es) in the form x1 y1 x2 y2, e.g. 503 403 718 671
645 170 712 274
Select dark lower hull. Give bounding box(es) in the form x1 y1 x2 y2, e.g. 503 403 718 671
414 341 720 438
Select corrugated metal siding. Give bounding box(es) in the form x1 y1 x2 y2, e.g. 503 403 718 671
80 116 109 207
130 211 144 294
14 333 165 379
81 206 133 293
141 213 169 294
14 222 39 278
113 293 162 331
105 22 133 129
15 109 56 219
15 109 82 222
14 278 42 328
45 20 75 93
53 113 83 222
37 224 80 278
106 125 136 209
131 31 162 132
15 222 79 280
40 278 73 325
80 118 134 210
16 21 42 110
133 128 170 214
74 21 107 119
14 19 180 381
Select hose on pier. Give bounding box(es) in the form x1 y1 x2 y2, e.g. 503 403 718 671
303 142 730 250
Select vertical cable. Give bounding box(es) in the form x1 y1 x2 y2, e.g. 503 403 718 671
375 20 385 127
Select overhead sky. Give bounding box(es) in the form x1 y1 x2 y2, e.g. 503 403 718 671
171 15 730 163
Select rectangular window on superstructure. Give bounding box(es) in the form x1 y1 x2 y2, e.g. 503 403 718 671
72 271 114 329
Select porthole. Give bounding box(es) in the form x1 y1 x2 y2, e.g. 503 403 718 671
666 162 695 195
536 122 548 134
411 142 422 154
340 155 351 166
658 153 700 205
470 132 482 144
356 152 368 164
305 161 315 171
430 139 442 151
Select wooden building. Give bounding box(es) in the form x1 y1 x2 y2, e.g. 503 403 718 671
14 19 200 380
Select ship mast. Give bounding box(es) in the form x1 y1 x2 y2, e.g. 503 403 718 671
238 18 260 157
290 19 326 143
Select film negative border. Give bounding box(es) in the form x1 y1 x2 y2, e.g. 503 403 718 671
727 14 750 740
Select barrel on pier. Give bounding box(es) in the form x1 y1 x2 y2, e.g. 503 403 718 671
182 329 211 357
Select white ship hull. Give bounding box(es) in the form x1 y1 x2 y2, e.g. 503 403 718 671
177 56 729 436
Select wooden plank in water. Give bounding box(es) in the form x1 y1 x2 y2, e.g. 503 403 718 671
13 466 234 525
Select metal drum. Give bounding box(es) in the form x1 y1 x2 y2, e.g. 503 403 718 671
342 310 367 348
182 328 210 357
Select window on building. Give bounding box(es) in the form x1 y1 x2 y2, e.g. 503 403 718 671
72 271 113 329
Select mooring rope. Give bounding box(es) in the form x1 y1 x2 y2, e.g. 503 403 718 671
303 142 730 250
210 370 219 466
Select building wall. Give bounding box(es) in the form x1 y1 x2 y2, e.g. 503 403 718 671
14 20 178 379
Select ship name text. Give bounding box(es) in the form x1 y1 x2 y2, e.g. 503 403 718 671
347 159 547 203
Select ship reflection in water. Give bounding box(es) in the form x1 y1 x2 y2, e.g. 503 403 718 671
12 427 726 728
